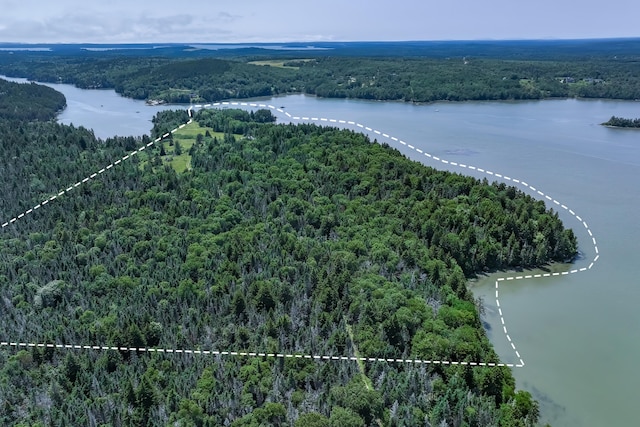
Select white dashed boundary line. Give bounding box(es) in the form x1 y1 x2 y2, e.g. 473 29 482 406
0 102 599 369
0 342 516 367
0 121 192 230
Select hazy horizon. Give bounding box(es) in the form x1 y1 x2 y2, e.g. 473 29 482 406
2 0 638 44
1 37 637 46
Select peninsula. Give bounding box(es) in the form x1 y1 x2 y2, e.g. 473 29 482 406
602 115 640 128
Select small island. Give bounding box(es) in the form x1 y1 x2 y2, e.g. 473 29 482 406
602 115 640 128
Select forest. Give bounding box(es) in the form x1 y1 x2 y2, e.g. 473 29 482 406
0 79 577 426
1 46 640 103
0 78 66 121
601 115 640 128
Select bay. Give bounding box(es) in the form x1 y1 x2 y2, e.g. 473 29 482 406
1 76 180 139
3 77 640 426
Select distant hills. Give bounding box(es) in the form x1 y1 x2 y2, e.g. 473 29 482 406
1 38 639 59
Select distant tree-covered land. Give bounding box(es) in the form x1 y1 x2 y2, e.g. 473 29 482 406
602 115 640 128
0 78 66 120
0 82 577 424
1 43 640 103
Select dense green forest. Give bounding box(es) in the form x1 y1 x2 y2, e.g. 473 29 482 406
0 57 297 103
290 57 640 101
1 49 640 103
0 78 66 121
0 79 577 424
601 115 640 128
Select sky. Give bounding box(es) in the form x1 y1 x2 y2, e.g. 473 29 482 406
1 0 638 44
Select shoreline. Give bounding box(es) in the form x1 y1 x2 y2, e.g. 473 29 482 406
467 261 575 288
601 124 640 129
3 75 639 106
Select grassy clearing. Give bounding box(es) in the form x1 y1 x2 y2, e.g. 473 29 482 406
519 79 535 90
138 121 230 173
165 121 221 173
167 150 191 173
248 59 314 69
248 60 299 69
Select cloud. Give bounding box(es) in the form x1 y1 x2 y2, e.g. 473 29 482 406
217 12 240 23
0 9 240 43
0 0 638 43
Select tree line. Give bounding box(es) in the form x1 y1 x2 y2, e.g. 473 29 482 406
1 51 640 104
0 78 66 121
601 115 640 128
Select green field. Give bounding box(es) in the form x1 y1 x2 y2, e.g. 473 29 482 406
163 121 234 172
248 59 313 69
137 121 230 173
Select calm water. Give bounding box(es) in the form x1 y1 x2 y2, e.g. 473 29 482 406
4 77 640 426
1 76 180 139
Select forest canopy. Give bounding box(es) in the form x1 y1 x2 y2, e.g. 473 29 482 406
0 78 66 121
0 93 575 425
601 115 640 128
1 49 640 103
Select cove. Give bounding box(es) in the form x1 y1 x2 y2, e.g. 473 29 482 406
3 76 640 426
1 76 180 139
